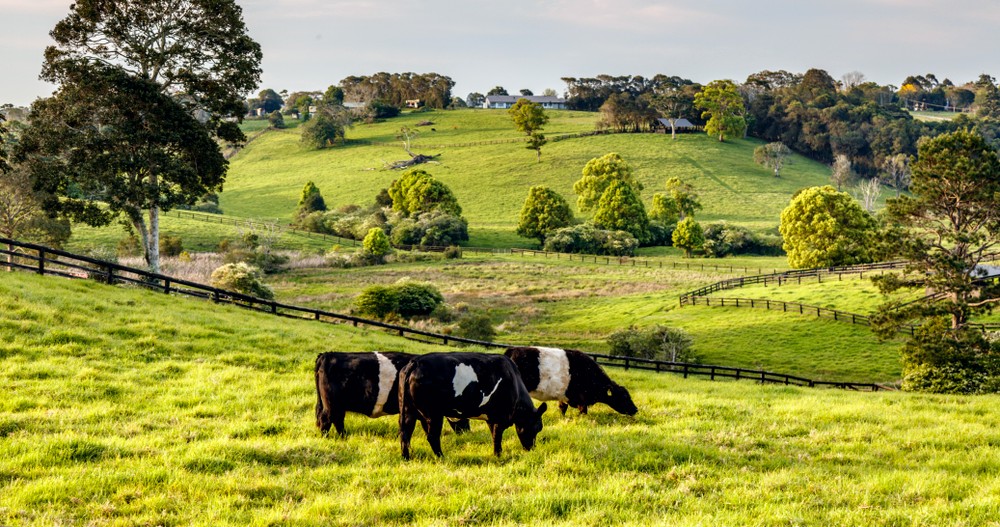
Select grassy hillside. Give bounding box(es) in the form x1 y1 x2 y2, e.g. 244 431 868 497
222 109 841 244
1 272 997 526
271 253 903 382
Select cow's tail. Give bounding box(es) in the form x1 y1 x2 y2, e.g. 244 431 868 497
315 354 331 433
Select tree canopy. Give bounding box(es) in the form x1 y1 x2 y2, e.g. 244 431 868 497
387 169 462 217
753 142 792 178
508 98 549 136
872 130 1000 393
516 186 574 245
573 153 644 212
592 180 650 243
24 0 261 272
650 177 701 224
694 80 747 142
779 185 878 268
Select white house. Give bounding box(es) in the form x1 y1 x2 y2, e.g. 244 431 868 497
483 95 567 110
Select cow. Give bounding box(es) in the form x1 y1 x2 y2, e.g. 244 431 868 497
398 352 547 459
503 346 638 416
314 351 470 437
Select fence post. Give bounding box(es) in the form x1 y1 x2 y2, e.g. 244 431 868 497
105 265 115 285
37 250 45 275
163 279 170 294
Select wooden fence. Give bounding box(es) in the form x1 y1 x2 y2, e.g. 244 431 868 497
679 261 909 305
0 236 892 391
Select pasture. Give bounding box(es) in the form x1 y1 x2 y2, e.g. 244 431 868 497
222 108 841 242
1 272 998 526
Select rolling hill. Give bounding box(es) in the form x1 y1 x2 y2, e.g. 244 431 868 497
222 109 840 244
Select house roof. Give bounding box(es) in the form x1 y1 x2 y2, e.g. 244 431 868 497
656 118 695 128
484 95 566 104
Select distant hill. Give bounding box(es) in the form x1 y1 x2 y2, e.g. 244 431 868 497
223 109 837 245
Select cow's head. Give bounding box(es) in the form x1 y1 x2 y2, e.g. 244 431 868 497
515 402 547 451
605 384 638 416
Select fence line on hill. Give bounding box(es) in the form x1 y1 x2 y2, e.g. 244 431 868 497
679 261 909 305
0 236 892 391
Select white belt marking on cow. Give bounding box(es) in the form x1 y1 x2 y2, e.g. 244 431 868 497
533 347 571 402
371 352 396 417
480 379 502 407
453 363 477 397
453 363 503 408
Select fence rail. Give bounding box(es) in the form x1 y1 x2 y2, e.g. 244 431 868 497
1 236 891 391
679 261 909 305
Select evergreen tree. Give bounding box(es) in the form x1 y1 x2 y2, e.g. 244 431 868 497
516 186 574 245
592 180 650 243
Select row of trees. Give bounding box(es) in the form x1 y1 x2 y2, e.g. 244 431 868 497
339 72 456 109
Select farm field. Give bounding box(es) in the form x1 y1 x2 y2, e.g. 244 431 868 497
1 271 997 526
221 108 847 243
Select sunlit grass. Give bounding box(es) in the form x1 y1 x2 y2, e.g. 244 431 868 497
0 272 995 526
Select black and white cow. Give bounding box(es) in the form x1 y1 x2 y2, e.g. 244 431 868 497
398 352 547 459
314 351 470 437
504 346 638 416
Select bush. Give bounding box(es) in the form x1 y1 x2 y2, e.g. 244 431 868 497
543 224 638 256
210 263 274 300
353 281 445 319
443 246 462 259
362 227 392 264
117 235 142 258
394 282 445 318
159 235 184 257
702 223 784 258
353 285 398 319
453 313 496 343
607 325 696 362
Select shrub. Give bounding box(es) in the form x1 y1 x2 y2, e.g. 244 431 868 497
159 235 184 257
353 285 398 319
443 246 462 259
453 313 496 343
117 235 142 257
362 227 392 263
672 217 704 258
394 282 445 318
543 224 638 256
210 263 274 300
607 325 696 362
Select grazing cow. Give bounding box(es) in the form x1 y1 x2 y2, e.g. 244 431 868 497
398 352 547 459
314 351 470 437
504 346 637 416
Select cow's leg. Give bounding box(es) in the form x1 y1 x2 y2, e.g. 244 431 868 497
399 409 417 460
427 416 445 458
558 402 569 415
490 422 504 457
332 409 348 437
447 418 470 434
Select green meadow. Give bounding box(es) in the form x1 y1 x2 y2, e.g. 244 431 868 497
223 109 840 242
3 272 999 526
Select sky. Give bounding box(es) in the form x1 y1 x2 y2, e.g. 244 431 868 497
3 0 1000 107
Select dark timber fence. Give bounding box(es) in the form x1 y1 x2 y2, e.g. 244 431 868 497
0 236 891 391
679 261 909 305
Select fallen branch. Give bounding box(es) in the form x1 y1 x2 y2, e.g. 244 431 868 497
385 153 440 170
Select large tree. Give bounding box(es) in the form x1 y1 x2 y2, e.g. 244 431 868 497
650 177 701 224
779 185 878 268
516 186 573 245
509 98 549 161
694 80 746 142
872 131 1000 393
573 153 644 212
25 0 262 273
387 169 462 217
592 180 650 243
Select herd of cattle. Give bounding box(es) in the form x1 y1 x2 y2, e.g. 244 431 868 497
314 347 638 459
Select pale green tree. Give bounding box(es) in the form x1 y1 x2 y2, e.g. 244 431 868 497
672 217 704 257
694 80 747 142
573 153 644 212
650 177 702 223
592 180 650 243
779 185 877 268
516 186 574 245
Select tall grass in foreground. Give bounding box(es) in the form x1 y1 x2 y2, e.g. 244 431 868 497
3 272 990 526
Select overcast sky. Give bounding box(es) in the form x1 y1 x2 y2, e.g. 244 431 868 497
3 0 1000 107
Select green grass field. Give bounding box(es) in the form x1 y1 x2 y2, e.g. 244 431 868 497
1 271 997 526
221 109 843 239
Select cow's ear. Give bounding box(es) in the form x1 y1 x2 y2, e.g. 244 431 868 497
536 402 548 415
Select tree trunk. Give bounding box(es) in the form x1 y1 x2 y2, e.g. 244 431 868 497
148 205 160 274
670 120 676 140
